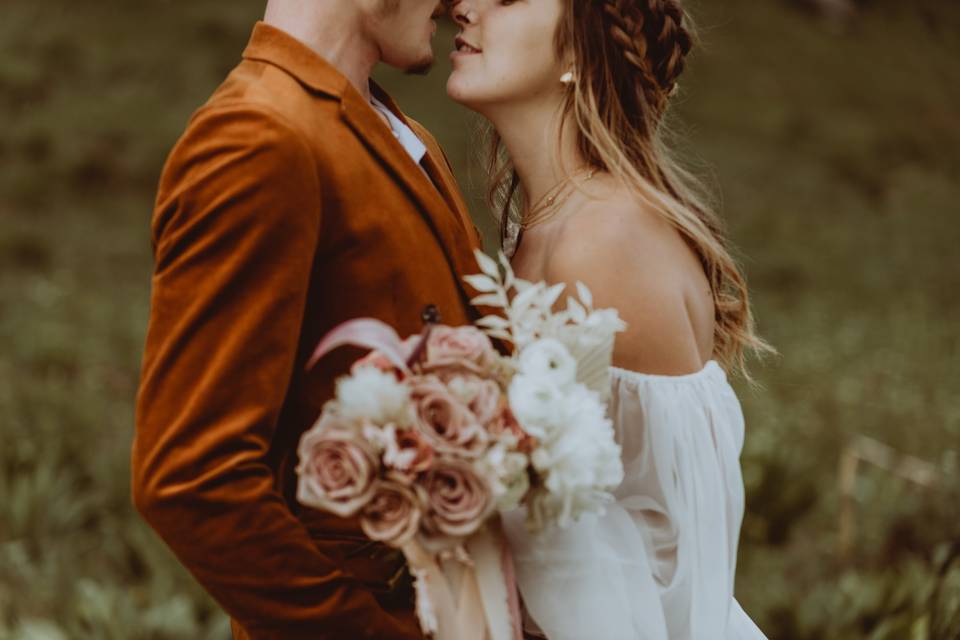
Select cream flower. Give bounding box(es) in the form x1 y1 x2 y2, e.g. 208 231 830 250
336 365 411 425
517 338 577 388
507 374 564 439
476 442 530 511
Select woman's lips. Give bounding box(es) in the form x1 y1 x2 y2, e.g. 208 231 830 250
453 35 482 56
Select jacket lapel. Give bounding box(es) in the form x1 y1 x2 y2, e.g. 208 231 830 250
242 22 486 319
417 139 479 247
339 86 483 315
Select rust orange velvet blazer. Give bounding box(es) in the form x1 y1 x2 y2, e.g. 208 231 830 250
132 22 485 640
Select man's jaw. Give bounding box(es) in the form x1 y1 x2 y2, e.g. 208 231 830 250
405 52 436 76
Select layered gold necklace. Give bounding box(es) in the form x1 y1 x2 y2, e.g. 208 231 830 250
520 168 597 231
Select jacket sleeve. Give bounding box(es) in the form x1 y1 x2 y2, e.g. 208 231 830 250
132 104 413 639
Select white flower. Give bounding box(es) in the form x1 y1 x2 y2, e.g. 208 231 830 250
558 385 610 437
336 366 411 425
539 422 622 494
521 381 623 530
381 425 414 469
517 338 577 388
476 443 530 511
507 374 563 439
498 467 531 511
361 421 398 455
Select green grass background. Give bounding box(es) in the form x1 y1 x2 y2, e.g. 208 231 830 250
1 0 958 638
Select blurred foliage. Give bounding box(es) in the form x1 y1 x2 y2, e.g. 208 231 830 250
0 0 958 637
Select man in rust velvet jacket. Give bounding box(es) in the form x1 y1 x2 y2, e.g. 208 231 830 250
132 2 483 638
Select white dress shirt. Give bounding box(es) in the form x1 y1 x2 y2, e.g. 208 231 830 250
370 96 428 167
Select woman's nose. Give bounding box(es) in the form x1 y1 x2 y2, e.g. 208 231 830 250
449 0 475 25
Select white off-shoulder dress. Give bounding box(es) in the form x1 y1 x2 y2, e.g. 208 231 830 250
501 360 767 639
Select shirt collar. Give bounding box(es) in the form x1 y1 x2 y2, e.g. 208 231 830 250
369 96 428 166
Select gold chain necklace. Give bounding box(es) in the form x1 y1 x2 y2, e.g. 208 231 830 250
520 168 597 231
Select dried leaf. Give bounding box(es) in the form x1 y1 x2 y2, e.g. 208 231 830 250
576 281 593 308
566 297 587 323
471 293 506 307
543 282 567 310
474 249 501 279
484 329 514 342
463 274 499 293
477 315 511 329
511 283 542 312
513 279 533 293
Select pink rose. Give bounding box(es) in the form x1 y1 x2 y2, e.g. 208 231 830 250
360 478 423 548
420 459 493 541
296 416 378 517
440 374 504 426
467 378 503 426
424 326 496 374
411 376 489 458
383 427 435 481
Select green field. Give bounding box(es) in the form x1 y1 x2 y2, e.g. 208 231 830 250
1 0 958 638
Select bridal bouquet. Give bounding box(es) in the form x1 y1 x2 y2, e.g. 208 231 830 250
297 250 625 640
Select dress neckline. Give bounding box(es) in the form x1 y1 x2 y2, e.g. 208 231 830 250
610 359 723 383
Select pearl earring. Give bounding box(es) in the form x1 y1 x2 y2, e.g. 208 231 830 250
560 71 575 84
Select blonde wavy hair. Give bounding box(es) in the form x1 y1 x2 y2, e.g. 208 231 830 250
486 0 776 382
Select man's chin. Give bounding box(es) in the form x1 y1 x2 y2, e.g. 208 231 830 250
404 53 435 76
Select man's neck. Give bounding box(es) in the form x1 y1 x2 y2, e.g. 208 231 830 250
263 0 379 101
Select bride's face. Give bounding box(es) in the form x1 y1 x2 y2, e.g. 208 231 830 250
446 0 567 110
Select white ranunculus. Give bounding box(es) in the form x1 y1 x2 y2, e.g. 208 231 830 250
517 338 577 388
507 373 563 439
336 366 411 425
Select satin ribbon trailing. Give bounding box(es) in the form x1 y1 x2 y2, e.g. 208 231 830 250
402 520 522 640
306 318 411 372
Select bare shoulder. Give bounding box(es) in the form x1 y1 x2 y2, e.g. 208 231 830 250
544 191 708 375
550 193 683 278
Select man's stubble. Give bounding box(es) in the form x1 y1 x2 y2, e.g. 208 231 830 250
378 0 435 76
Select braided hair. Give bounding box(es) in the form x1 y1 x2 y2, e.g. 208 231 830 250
600 0 692 114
